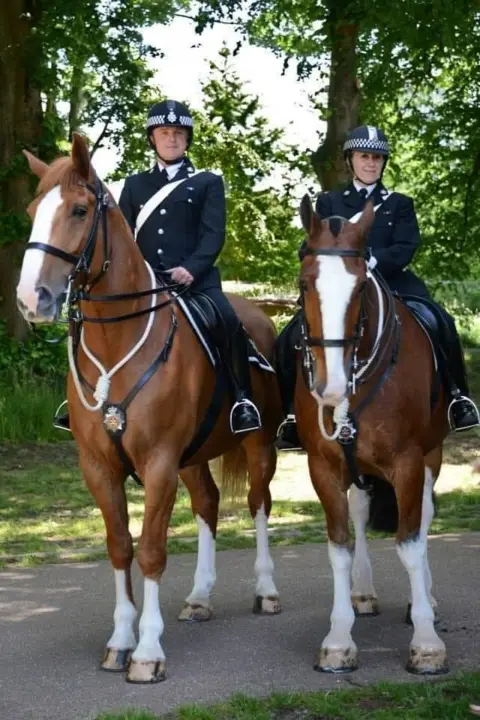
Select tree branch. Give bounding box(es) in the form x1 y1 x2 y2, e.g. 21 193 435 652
90 110 115 158
174 12 238 26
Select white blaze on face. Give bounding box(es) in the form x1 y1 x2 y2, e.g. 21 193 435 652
315 255 356 403
16 186 64 315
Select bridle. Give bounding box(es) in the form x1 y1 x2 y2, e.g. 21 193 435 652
298 245 368 396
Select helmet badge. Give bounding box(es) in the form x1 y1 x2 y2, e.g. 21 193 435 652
167 109 177 123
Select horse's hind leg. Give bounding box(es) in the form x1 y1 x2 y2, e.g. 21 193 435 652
178 463 219 622
244 434 281 615
79 451 137 673
349 484 379 616
395 451 447 674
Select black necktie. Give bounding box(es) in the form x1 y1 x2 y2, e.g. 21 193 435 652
159 168 169 184
358 188 368 201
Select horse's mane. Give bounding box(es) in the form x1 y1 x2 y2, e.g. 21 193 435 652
37 156 94 196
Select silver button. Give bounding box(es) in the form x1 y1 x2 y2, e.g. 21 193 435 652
160 208 167 215
388 222 393 226
139 203 144 209
158 228 164 234
187 198 193 203
343 190 350 195
157 248 163 255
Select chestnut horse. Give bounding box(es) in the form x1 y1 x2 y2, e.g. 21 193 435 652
294 195 449 675
16 134 283 683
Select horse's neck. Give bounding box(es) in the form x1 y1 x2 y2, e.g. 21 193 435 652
79 213 161 363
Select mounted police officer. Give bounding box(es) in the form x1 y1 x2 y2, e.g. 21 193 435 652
276 124 479 448
54 99 261 434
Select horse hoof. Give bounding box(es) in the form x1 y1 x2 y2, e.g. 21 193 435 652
178 603 212 622
101 647 133 672
314 647 358 673
126 659 166 684
405 602 439 626
252 595 281 615
352 594 380 616
406 646 448 675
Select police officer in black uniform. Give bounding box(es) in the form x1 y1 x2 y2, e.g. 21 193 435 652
54 100 261 434
276 124 479 447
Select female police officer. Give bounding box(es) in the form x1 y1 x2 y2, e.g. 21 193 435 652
276 125 479 448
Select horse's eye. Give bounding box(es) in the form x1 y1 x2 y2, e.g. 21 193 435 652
72 205 88 218
299 279 308 292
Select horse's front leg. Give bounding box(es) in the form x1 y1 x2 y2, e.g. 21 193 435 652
79 451 137 673
349 484 379 616
244 435 281 615
309 455 357 673
126 455 178 684
178 463 219 622
395 454 447 675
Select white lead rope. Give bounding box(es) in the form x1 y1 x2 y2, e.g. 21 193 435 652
68 262 158 412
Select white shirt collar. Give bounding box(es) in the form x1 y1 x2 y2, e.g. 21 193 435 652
157 159 184 180
353 179 377 197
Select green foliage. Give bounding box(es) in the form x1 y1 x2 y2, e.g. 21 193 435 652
0 321 68 382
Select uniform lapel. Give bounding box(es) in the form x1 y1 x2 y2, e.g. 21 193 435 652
146 164 169 191
341 182 365 210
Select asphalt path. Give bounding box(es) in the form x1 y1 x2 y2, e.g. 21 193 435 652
1 534 479 720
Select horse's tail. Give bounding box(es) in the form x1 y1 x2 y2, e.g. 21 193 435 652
367 475 438 534
216 445 250 507
367 477 399 533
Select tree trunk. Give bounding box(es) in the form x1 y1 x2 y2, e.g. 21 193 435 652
312 8 360 190
0 1 43 339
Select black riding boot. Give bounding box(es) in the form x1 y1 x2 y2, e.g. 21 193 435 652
53 400 71 432
439 310 480 432
274 311 303 450
228 325 262 434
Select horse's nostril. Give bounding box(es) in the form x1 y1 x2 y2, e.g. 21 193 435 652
37 285 54 310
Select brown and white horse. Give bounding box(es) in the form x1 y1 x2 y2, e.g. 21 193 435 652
16 134 283 683
294 195 449 675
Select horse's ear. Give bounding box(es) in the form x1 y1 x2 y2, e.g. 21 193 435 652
71 132 91 180
356 199 375 236
300 194 314 233
23 150 48 179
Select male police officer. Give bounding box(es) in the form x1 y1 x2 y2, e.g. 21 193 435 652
276 124 479 447
55 99 261 434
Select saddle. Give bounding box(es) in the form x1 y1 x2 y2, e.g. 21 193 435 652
177 290 275 374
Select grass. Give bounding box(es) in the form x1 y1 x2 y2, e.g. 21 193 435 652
0 374 65 443
0 342 479 567
1 440 480 567
94 672 480 719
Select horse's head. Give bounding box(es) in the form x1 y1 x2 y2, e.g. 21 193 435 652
16 133 108 323
298 194 375 406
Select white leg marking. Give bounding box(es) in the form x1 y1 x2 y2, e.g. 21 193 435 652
107 569 137 650
349 485 377 598
397 468 445 656
408 469 437 608
322 542 356 652
254 504 278 597
132 578 165 662
185 516 216 606
16 187 64 314
315 256 356 402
